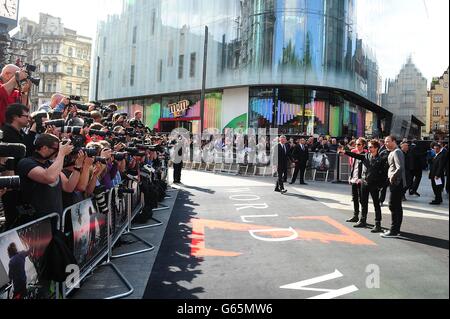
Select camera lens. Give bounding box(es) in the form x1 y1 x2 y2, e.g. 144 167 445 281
0 176 21 190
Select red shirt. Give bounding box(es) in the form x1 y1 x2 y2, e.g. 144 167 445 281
0 83 21 127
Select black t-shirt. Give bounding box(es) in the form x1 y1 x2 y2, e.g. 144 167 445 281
17 157 63 218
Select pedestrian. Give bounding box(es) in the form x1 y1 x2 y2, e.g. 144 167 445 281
290 138 309 185
344 138 367 224
381 136 406 238
401 142 413 201
339 140 388 233
409 141 426 197
272 135 291 194
429 143 446 205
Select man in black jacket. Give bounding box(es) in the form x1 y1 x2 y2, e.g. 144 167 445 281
429 143 446 205
1 104 37 230
272 135 291 194
290 138 309 185
409 141 426 197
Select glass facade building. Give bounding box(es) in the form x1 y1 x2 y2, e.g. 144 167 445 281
92 0 391 137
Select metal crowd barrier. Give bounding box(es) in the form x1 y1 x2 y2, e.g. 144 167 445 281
179 151 343 183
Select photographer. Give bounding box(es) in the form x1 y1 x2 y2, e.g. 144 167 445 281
0 65 30 126
17 134 75 220
2 104 37 156
38 94 69 114
62 150 93 208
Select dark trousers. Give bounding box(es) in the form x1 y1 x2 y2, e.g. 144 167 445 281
275 167 287 191
389 183 404 234
292 163 306 184
173 162 183 183
403 172 413 196
351 183 362 216
2 191 20 230
409 169 423 194
431 177 445 203
379 184 388 204
360 184 382 223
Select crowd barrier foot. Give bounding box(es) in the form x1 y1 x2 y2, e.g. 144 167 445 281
153 204 170 212
131 217 164 230
111 232 155 259
97 262 134 299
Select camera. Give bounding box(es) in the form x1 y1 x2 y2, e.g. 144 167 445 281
113 152 127 161
0 176 21 190
19 64 41 87
77 111 92 118
124 147 145 157
31 112 49 134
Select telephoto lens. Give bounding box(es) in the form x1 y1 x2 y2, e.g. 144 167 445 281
81 148 99 157
0 176 21 190
94 157 108 165
61 126 83 135
45 119 66 128
89 129 108 138
0 143 26 159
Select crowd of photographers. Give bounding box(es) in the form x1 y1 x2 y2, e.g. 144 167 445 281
0 77 172 232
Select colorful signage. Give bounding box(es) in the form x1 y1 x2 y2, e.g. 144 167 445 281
169 100 191 118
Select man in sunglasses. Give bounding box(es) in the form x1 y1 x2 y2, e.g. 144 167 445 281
17 134 75 220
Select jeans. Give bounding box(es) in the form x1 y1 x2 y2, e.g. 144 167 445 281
351 183 362 216
360 184 382 223
389 183 404 234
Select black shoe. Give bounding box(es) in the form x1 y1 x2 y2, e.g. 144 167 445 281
346 216 359 223
281 189 288 194
402 196 407 201
275 189 281 193
414 192 421 197
371 223 383 233
289 182 294 185
381 231 400 238
353 220 367 228
300 182 308 185
430 201 442 205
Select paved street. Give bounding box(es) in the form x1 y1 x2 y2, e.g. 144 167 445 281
73 169 449 299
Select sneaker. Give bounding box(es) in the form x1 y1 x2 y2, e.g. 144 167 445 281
371 224 383 233
381 231 400 238
281 189 288 194
353 220 367 228
414 192 421 197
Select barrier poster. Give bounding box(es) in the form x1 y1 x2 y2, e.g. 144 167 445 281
70 200 107 270
0 218 53 299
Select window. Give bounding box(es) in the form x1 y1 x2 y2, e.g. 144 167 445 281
433 122 440 131
178 55 184 79
52 81 56 92
130 65 135 86
55 44 59 54
433 108 440 117
68 47 73 57
47 82 52 93
66 82 73 95
66 65 73 76
151 9 156 35
85 69 90 78
190 53 196 78
168 40 174 67
77 66 83 77
44 64 49 73
446 108 449 117
77 49 82 59
76 84 82 96
52 63 57 73
157 59 163 82
83 86 89 97
433 94 443 103
132 26 137 44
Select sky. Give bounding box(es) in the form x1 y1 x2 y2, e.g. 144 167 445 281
11 0 450 88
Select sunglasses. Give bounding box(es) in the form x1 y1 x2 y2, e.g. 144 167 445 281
356 144 363 146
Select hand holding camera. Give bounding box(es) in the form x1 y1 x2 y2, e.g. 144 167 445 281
59 141 74 157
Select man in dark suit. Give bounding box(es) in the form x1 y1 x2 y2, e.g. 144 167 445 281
290 138 309 185
379 141 389 205
273 135 291 194
429 143 446 205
